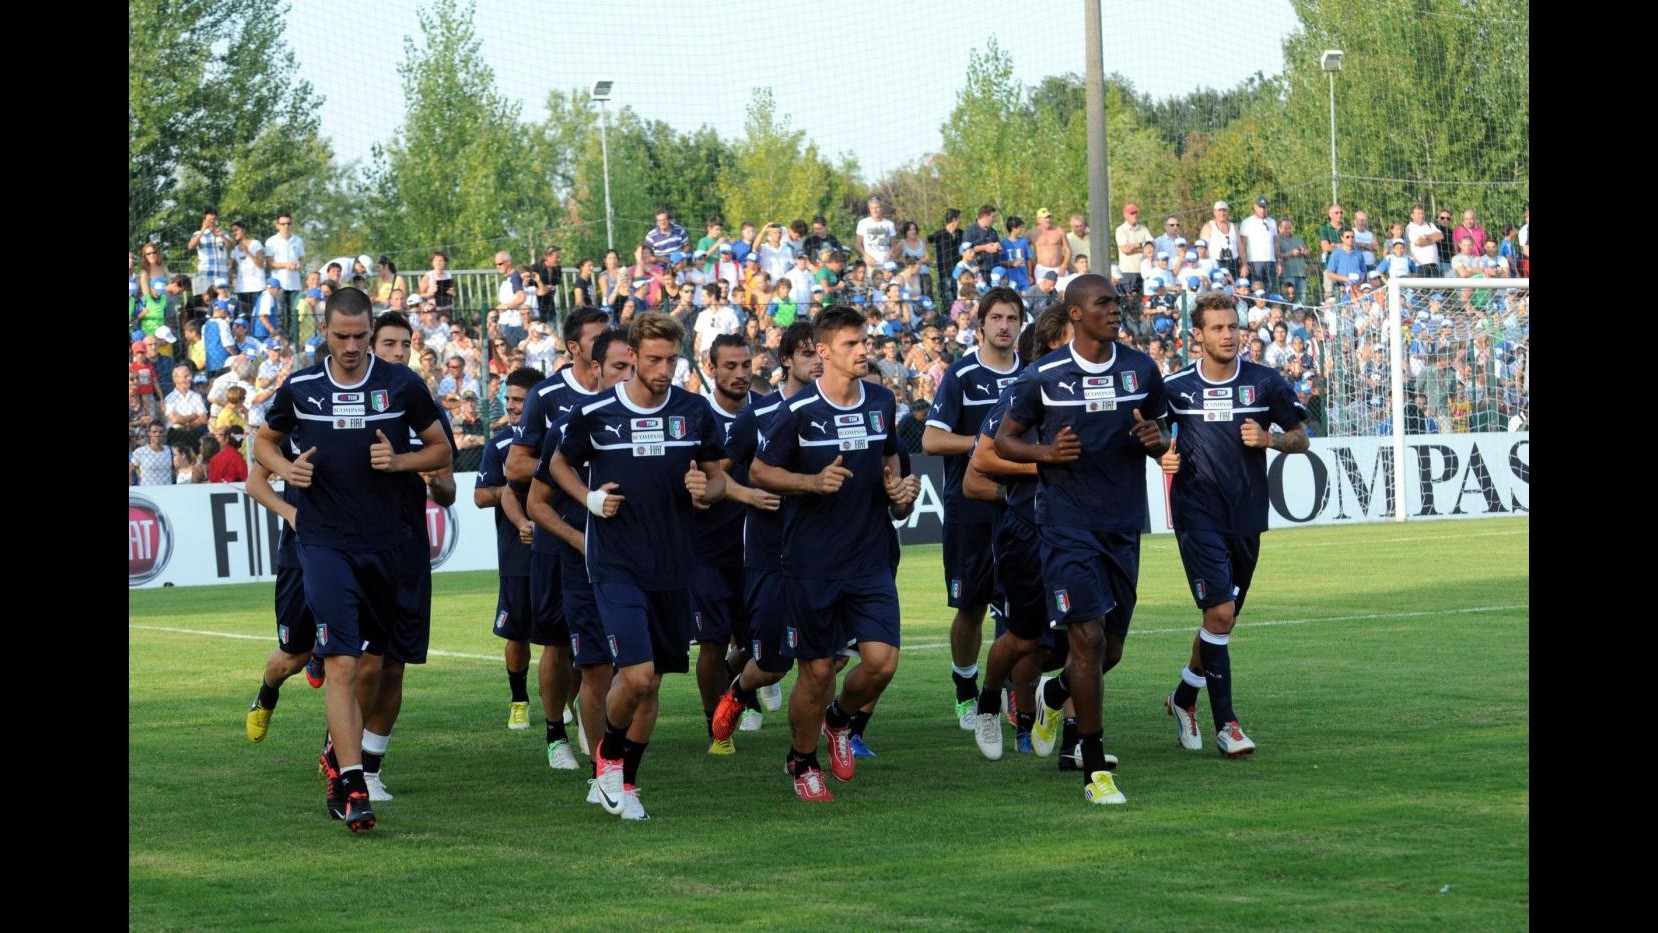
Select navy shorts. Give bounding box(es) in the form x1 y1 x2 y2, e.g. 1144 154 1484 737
593 582 691 674
942 521 996 608
387 567 432 664
493 575 533 642
993 512 1047 642
297 542 396 660
529 551 567 647
561 546 607 668
784 572 901 662
745 568 794 675
1175 529 1260 614
1038 526 1141 638
691 564 747 645
274 566 315 655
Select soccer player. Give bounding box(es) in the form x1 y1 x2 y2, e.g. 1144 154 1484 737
994 274 1168 806
707 322 820 745
749 307 920 802
691 334 769 755
1159 292 1308 757
351 311 458 804
526 329 635 785
964 305 1072 760
474 368 548 735
549 312 728 820
922 286 1024 729
507 307 610 743
241 450 321 744
255 290 451 831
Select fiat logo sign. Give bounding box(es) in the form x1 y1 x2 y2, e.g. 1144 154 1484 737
129 495 174 585
427 495 459 569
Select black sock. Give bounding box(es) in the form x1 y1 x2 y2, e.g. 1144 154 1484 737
362 749 384 774
508 670 529 703
787 748 822 776
976 686 1000 716
825 698 851 729
1199 632 1235 727
1016 711 1034 735
1173 665 1204 709
730 677 756 706
256 680 280 711
546 719 568 744
704 708 715 738
849 711 872 738
745 691 762 712
1043 673 1071 709
952 668 979 702
1060 717 1078 752
599 720 628 761
1079 730 1106 778
622 739 648 786
340 766 367 796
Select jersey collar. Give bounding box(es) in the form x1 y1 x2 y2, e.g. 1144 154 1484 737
615 381 670 415
1067 339 1117 375
814 378 866 411
1196 358 1241 386
324 353 375 389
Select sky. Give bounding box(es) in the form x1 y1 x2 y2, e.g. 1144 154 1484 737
286 0 1301 180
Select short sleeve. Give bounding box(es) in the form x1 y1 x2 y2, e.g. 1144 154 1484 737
757 403 800 469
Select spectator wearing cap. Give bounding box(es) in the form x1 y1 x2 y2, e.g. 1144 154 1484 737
207 424 250 483
710 241 743 296
1111 203 1151 296
929 208 965 308
1323 227 1366 293
263 213 304 331
959 203 1001 278
1239 196 1278 290
227 220 266 316
249 337 289 427
227 316 263 357
782 249 815 311
1379 237 1417 285
856 196 897 269
452 391 488 472
1022 269 1061 315
1200 201 1241 276
1144 279 1178 340
1274 219 1310 302
251 276 283 341
1029 207 1070 283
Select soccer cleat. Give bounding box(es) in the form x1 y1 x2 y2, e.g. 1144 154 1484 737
563 704 575 725
585 779 602 805
823 720 856 782
711 688 745 741
320 739 345 819
594 752 625 815
739 709 763 732
1030 675 1063 757
304 653 325 688
621 785 650 821
576 725 590 757
1016 731 1034 754
1004 686 1018 727
758 682 783 712
364 772 393 802
1084 770 1127 805
547 739 578 770
1057 741 1081 771
850 734 876 759
343 790 377 830
507 701 530 730
245 702 272 743
955 698 976 731
1216 721 1257 758
707 737 736 756
1167 693 1202 751
974 713 1004 761
793 766 835 802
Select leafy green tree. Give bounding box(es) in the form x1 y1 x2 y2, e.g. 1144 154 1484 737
716 89 848 232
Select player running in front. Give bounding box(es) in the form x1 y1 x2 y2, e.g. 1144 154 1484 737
994 274 1168 806
1159 291 1308 757
549 312 728 820
748 307 920 802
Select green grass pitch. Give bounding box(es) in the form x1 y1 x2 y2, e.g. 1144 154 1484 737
129 516 1528 929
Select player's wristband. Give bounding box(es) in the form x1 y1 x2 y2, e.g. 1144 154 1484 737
586 490 609 517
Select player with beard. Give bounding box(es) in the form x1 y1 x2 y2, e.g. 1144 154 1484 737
749 307 920 802
922 287 1024 730
526 330 636 793
550 313 728 820
1159 292 1307 758
692 334 772 754
256 293 451 831
708 323 819 745
995 274 1168 806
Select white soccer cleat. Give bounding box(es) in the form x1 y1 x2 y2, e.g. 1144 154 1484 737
758 682 783 712
563 704 575 725
547 739 579 770
739 709 763 732
1030 675 1064 757
956 698 976 731
1166 693 1203 751
364 772 394 802
621 785 650 821
1084 769 1127 805
1216 721 1257 758
585 779 602 805
974 712 1004 761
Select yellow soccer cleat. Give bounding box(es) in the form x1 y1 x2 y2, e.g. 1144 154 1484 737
507 701 530 730
1084 770 1127 805
245 702 273 743
707 737 736 756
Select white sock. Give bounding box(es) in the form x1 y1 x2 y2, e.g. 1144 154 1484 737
362 730 390 755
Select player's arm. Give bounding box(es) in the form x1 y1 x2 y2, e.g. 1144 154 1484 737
969 430 1037 478
371 420 452 474
921 426 975 456
882 452 920 518
245 462 298 530
427 469 457 507
254 425 316 488
749 455 851 496
962 460 1001 502
527 476 585 552
717 460 782 510
473 481 503 508
1242 420 1309 454
1130 409 1170 457
498 484 534 543
994 415 1078 465
685 458 727 507
504 440 539 482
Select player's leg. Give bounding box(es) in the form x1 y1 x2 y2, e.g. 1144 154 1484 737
1203 534 1259 757
246 566 315 742
562 549 605 760
825 575 901 779
787 657 836 800
943 522 994 729
528 552 566 737
496 572 534 730
300 544 386 830
712 569 789 741
1168 530 1238 752
505 639 531 726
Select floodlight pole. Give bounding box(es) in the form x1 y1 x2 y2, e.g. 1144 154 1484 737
599 99 615 253
1084 0 1110 269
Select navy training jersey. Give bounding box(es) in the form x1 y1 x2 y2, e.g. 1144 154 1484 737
266 355 443 552
556 383 726 589
927 349 1021 524
1005 341 1166 533
1164 360 1306 536
758 379 899 580
977 385 1036 521
532 412 588 555
725 389 790 572
477 426 532 577
693 391 762 568
516 366 600 459
398 405 457 574
274 437 303 570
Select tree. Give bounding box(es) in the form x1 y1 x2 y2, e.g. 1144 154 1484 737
716 89 849 234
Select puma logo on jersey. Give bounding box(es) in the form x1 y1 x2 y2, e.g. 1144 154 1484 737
305 396 324 409
603 424 622 437
811 419 830 434
1058 380 1075 394
971 382 994 394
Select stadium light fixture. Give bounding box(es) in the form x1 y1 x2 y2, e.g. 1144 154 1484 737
1321 51 1343 207
590 80 616 250
590 80 613 102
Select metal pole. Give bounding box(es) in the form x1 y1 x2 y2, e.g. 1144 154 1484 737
599 101 615 252
1328 71 1339 208
1084 0 1110 276
1387 278 1406 522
